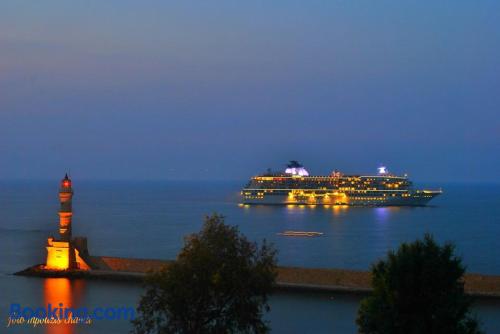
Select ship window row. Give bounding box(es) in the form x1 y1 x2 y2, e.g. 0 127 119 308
244 189 410 196
350 197 386 201
251 182 409 190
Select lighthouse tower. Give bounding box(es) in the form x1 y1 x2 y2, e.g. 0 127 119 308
58 174 73 241
45 174 89 270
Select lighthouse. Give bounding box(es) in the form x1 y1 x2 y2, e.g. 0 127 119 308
45 174 90 271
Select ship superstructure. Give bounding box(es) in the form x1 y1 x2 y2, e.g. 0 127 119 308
241 161 441 206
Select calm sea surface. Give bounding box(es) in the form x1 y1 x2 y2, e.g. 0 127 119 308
1 181 500 333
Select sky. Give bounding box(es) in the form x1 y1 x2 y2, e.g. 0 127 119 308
0 1 499 182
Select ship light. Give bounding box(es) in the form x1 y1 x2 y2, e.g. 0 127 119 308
378 166 388 175
285 167 309 176
285 161 310 176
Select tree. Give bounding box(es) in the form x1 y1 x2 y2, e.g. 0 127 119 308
357 234 482 334
132 214 278 334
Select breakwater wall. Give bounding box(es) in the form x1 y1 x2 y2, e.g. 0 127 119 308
15 256 500 299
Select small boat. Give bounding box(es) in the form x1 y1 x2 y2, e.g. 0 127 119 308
277 231 324 237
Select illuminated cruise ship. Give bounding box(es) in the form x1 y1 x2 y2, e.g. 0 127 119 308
241 161 442 206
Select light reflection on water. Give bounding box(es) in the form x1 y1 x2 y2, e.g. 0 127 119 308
43 279 86 334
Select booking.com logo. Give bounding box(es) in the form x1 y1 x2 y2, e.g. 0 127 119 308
7 303 135 328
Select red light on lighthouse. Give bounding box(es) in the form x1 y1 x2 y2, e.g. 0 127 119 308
61 173 71 188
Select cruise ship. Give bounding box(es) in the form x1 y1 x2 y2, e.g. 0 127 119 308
241 161 442 206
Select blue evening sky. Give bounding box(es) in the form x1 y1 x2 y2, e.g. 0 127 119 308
1 1 499 182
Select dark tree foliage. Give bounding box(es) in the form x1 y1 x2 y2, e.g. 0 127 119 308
132 214 278 334
357 234 482 334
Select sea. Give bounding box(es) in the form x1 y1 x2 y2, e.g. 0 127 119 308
1 180 499 333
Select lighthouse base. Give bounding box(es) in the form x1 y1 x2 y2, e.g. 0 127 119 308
45 237 90 271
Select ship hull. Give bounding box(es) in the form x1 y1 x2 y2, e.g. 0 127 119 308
241 192 440 206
